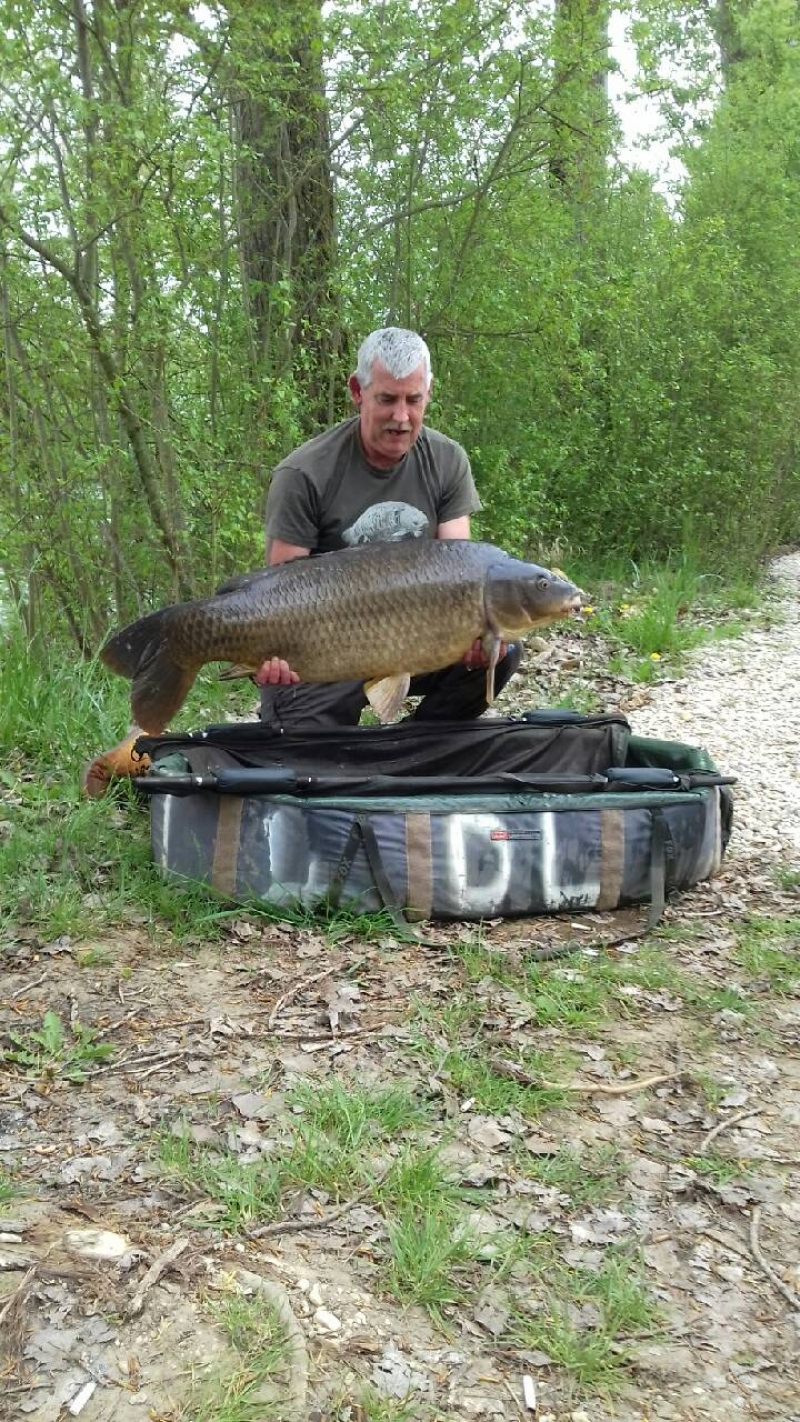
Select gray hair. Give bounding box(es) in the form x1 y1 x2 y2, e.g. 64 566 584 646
354 327 432 389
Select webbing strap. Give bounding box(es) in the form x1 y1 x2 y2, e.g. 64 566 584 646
329 816 401 913
647 808 675 929
332 808 676 933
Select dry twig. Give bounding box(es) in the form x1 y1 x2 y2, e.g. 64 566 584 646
524 922 652 962
125 1236 190 1318
11 971 48 999
246 1176 384 1241
131 1053 185 1080
95 1008 142 1040
748 1206 800 1312
267 964 339 1030
491 1058 686 1096
700 1106 764 1154
700 1228 752 1261
0 1260 37 1328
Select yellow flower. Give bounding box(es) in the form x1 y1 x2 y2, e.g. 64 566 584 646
583 604 595 614
650 652 661 660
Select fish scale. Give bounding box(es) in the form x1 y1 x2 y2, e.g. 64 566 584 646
100 539 582 733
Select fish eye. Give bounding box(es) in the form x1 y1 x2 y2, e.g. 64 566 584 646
536 576 550 590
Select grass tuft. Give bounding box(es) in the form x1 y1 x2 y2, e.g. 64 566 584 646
159 1092 479 1321
574 551 762 681
512 1145 625 1207
509 1245 660 1390
0 1168 19 1205
2 1010 114 1083
292 1079 431 1149
735 916 800 993
183 1293 292 1422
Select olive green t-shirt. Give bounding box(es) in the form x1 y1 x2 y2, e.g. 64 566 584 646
264 416 481 553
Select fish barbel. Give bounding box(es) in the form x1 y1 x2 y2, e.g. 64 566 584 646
100 539 583 733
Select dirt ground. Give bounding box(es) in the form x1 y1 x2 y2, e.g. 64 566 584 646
3 596 800 1421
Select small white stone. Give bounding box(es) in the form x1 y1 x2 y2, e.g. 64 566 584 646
63 1227 130 1262
314 1306 342 1333
308 1282 324 1307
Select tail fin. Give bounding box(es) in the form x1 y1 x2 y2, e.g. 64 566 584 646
131 652 199 733
100 609 199 733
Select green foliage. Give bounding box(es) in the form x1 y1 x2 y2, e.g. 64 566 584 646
735 915 800 992
160 1092 477 1321
291 1079 432 1149
512 1145 625 1207
506 1244 661 1390
0 1168 19 1204
684 1154 749 1185
2 1011 113 1083
385 1203 475 1315
0 0 798 661
186 1294 292 1422
328 1395 418 1422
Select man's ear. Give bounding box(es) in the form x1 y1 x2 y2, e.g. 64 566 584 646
348 373 363 406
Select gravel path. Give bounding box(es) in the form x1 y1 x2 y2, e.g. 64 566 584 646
626 552 800 870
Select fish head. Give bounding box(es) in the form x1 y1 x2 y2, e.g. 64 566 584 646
486 556 584 634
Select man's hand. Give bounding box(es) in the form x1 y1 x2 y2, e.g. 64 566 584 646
254 657 301 687
461 638 508 669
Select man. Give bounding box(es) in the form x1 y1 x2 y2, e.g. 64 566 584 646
257 326 522 726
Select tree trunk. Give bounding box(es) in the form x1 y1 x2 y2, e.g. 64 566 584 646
549 0 611 200
229 1 343 431
714 0 751 83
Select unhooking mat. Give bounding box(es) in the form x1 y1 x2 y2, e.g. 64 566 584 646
133 711 735 921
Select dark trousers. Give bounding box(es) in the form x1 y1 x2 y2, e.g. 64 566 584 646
259 643 523 729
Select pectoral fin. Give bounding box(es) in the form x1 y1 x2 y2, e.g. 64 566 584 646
218 662 262 682
482 633 502 705
365 673 411 723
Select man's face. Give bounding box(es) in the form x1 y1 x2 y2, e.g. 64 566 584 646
349 360 432 469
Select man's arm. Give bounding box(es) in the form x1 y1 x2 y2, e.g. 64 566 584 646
437 515 471 540
267 538 311 566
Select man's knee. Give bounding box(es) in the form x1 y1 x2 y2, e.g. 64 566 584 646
260 680 367 728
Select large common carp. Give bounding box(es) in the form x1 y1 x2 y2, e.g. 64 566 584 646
100 539 582 734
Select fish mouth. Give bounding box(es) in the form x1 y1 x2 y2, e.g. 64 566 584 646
518 594 584 628
546 592 584 620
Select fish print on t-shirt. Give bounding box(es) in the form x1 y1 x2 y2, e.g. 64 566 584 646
342 501 430 546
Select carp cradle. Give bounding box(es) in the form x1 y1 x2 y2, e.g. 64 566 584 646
133 711 734 922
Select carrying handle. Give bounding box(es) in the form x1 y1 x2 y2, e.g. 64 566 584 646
607 767 737 790
607 767 682 788
213 768 306 794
